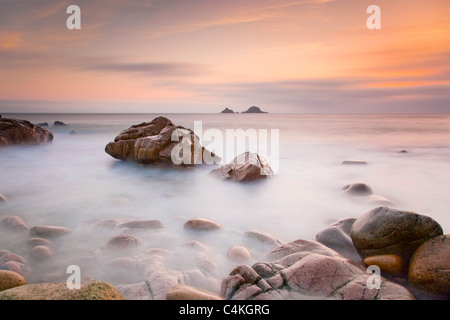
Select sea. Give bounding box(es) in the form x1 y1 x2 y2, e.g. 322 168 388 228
1 113 449 293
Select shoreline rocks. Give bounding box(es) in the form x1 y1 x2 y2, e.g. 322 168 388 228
350 207 443 262
408 235 450 296
210 152 274 182
105 116 218 166
0 270 27 292
0 117 53 146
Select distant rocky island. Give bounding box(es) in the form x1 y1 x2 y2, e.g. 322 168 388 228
220 106 268 114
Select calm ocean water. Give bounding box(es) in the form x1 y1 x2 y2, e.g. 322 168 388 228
1 113 449 290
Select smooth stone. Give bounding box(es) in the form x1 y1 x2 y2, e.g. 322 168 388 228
0 215 29 232
350 207 443 262
104 234 143 251
0 251 30 277
315 218 361 262
0 270 27 292
166 284 225 300
210 152 274 182
183 218 221 231
0 193 8 203
408 235 450 296
364 254 406 277
243 230 283 248
31 245 53 260
342 159 367 165
227 246 252 262
117 220 164 230
0 281 125 300
26 238 51 248
342 183 373 196
29 225 71 238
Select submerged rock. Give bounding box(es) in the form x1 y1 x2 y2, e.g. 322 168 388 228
0 215 29 232
408 235 450 296
342 159 367 165
105 116 218 166
29 225 71 238
53 121 67 126
350 207 443 262
342 183 373 196
0 193 8 203
183 218 222 231
0 280 125 300
0 250 31 277
210 152 274 182
104 234 143 251
227 246 252 262
0 117 53 146
31 245 53 261
221 239 414 300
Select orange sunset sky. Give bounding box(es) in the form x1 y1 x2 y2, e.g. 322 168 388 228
1 0 450 113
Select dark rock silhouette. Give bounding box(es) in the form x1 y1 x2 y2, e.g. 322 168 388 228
221 108 235 113
242 106 268 114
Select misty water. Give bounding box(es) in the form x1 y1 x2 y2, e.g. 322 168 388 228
1 113 449 296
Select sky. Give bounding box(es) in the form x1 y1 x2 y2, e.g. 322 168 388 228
0 0 449 113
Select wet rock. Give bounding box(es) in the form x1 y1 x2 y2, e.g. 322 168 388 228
0 270 26 292
117 282 152 300
0 280 125 300
0 215 29 232
105 116 218 165
117 219 164 230
184 218 221 231
210 152 274 182
221 239 414 300
70 130 77 135
0 193 8 203
0 251 31 277
342 183 373 196
26 238 51 248
31 245 53 261
37 123 49 127
104 234 143 251
227 246 252 262
364 254 406 277
166 284 225 300
243 230 283 249
342 159 367 165
315 218 361 261
350 207 443 262
29 225 71 238
0 117 53 146
363 194 396 206
53 121 67 126
408 235 450 296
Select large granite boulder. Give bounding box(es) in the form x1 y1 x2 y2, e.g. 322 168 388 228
221 239 414 300
105 116 218 166
408 235 450 296
210 152 274 182
350 207 443 262
0 117 53 146
0 281 125 300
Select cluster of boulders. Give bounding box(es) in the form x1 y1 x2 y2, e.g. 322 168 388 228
0 206 448 300
105 116 274 182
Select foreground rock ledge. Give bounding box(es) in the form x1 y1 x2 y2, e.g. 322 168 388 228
105 116 218 166
221 239 414 300
0 281 126 300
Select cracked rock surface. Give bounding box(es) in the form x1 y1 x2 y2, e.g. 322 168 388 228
221 239 415 300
